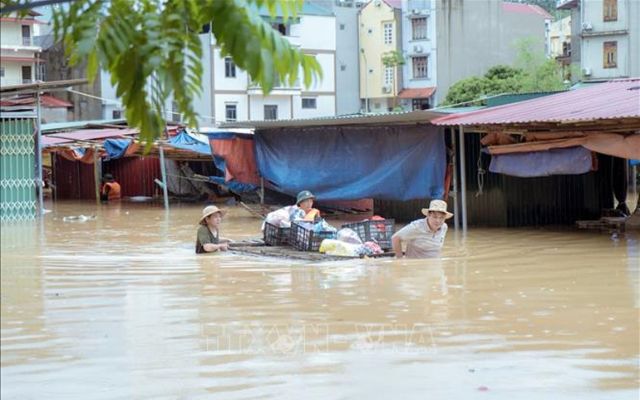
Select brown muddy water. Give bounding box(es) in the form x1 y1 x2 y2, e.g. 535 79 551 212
1 201 638 400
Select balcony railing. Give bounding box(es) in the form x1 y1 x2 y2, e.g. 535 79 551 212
22 37 32 46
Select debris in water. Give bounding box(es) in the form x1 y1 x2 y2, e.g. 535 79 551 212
62 215 96 223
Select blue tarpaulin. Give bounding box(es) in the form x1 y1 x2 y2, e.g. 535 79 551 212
630 159 640 166
208 176 257 193
168 130 211 155
103 139 131 160
489 146 593 177
254 126 446 201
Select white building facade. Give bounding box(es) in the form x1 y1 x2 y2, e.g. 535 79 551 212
558 0 639 81
205 8 337 124
399 0 437 110
0 12 44 86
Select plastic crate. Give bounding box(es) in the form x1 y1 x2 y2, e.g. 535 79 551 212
341 219 395 250
290 221 336 252
263 221 291 246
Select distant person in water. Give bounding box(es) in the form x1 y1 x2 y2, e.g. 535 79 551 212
391 199 453 259
100 173 121 202
289 190 321 222
196 205 232 254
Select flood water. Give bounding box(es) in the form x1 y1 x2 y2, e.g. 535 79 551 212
1 201 638 399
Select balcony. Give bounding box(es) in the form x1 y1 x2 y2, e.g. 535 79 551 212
556 0 578 10
247 76 301 95
22 37 32 46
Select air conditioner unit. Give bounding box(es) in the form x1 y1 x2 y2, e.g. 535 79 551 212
412 9 421 15
582 67 592 76
382 85 392 93
413 45 423 53
582 22 593 31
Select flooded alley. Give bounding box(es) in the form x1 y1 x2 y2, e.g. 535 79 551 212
1 201 639 399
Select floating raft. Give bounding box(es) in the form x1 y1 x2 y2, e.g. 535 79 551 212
576 217 626 231
229 239 394 262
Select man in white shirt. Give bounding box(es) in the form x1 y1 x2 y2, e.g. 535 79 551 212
391 199 453 259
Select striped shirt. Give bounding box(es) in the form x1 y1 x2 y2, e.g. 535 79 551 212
393 219 448 258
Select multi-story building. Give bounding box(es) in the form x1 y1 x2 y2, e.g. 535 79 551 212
370 0 552 110
398 0 437 110
0 11 44 86
558 0 639 81
358 0 403 113
193 3 337 124
550 16 572 77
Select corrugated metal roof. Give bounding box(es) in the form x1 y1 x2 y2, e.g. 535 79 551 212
218 110 445 129
398 87 436 99
0 94 72 108
41 119 127 133
42 128 138 147
432 78 640 126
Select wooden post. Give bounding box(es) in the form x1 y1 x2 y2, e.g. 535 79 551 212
36 91 44 215
458 125 468 233
159 145 169 210
93 146 100 204
452 128 459 230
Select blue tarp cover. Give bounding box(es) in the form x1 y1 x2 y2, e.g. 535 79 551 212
208 176 257 193
254 126 446 201
168 130 211 155
489 146 592 177
103 139 131 160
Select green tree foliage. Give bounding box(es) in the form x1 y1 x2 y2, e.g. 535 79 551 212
442 38 565 106
1 0 322 143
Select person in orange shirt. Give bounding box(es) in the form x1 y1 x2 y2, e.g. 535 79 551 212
100 173 121 202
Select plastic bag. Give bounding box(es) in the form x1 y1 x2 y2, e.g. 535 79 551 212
336 228 363 245
319 239 361 257
264 206 294 228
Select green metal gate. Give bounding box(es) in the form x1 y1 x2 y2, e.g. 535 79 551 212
0 116 36 222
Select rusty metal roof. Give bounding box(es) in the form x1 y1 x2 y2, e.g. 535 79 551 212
432 79 640 127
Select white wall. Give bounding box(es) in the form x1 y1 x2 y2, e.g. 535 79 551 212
212 48 249 91
401 0 437 90
581 35 629 79
215 94 249 122
294 15 336 51
0 63 29 86
1 22 28 46
292 94 335 118
303 52 335 92
582 0 630 33
249 95 292 120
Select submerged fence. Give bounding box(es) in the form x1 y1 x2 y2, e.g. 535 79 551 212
0 116 37 222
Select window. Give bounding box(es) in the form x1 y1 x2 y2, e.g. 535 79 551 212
264 105 278 120
339 23 345 30
604 0 617 21
224 57 236 78
384 66 393 86
412 17 427 40
225 104 237 121
272 23 289 36
171 101 181 123
112 110 122 119
603 41 617 68
412 56 427 78
383 22 393 44
0 67 4 77
21 25 31 46
21 65 32 83
302 98 317 109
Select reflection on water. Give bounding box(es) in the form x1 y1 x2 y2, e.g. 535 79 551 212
1 201 638 399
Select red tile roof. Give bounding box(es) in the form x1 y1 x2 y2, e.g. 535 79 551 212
432 79 640 126
398 87 436 99
502 2 553 19
0 94 72 108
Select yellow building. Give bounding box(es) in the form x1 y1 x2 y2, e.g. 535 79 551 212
358 0 402 113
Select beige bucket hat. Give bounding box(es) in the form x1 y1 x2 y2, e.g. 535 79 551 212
199 205 227 225
421 199 453 219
